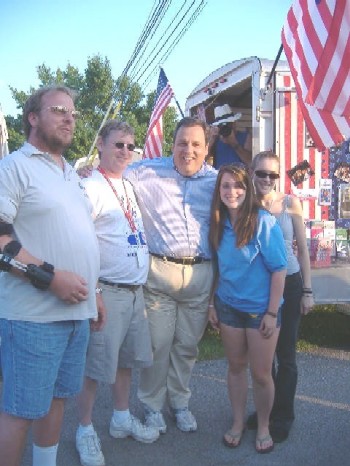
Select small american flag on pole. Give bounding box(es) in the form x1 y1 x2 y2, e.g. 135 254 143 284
282 0 350 150
143 68 174 159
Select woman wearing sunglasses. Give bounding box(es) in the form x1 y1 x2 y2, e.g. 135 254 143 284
248 151 314 443
208 165 287 454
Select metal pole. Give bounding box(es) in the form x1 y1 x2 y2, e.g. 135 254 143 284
266 44 284 88
86 99 115 164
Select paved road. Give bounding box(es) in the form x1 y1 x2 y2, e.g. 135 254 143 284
16 349 350 466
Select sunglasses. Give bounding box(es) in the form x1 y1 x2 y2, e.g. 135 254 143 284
47 106 80 119
114 142 136 151
254 170 280 180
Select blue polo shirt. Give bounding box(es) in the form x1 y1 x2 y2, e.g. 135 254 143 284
216 210 287 313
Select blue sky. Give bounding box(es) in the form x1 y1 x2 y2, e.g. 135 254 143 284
0 0 292 117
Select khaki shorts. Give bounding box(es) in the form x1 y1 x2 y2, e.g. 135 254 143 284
85 283 153 384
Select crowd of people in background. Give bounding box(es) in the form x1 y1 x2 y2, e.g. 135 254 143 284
0 86 313 466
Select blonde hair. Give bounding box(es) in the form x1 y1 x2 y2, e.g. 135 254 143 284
251 151 280 171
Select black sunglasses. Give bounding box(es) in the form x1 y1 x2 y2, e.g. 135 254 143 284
114 142 136 151
254 170 280 180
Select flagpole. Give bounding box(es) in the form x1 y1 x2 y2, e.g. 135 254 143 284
158 67 184 118
266 44 284 88
173 95 184 118
86 99 115 164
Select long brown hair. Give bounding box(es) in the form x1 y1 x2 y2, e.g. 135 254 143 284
209 165 261 250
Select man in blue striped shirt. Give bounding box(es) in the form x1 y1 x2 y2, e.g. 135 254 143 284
125 118 217 434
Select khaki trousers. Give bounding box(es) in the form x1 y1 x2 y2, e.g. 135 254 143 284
138 256 213 411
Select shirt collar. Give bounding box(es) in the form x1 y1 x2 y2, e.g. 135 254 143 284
20 141 46 157
20 141 68 166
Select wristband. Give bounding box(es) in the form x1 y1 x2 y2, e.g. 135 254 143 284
266 311 278 318
208 304 214 308
26 262 55 290
95 287 103 294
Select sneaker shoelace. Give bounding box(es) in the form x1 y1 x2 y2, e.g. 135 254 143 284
83 433 102 455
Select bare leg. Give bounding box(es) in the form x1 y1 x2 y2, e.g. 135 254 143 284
112 368 132 410
0 412 31 466
76 376 99 426
32 398 65 447
220 324 248 442
247 328 279 446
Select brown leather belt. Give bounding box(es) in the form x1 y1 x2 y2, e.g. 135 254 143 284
151 253 210 266
99 279 140 291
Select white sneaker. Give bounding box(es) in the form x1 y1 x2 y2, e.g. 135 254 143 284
76 427 105 466
144 410 167 434
174 408 197 432
110 414 160 443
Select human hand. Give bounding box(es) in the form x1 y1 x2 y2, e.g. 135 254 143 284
209 125 219 140
300 294 314 315
208 305 220 331
259 314 277 339
90 293 107 331
77 165 93 179
50 270 88 304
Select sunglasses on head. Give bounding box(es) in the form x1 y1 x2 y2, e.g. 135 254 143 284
254 170 280 180
114 142 136 151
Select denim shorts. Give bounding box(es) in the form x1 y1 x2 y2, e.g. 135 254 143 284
214 295 281 329
0 319 90 419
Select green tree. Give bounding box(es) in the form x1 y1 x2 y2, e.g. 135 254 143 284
6 55 178 160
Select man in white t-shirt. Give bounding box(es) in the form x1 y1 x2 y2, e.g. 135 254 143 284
75 121 158 466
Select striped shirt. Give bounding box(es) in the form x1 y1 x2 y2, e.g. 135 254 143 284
125 156 217 259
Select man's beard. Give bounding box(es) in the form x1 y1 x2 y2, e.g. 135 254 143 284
37 126 73 155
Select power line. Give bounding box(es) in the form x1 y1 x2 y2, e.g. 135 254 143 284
127 0 173 80
124 0 172 77
130 0 188 82
141 0 207 90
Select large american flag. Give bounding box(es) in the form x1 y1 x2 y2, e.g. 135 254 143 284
143 68 174 159
282 0 350 151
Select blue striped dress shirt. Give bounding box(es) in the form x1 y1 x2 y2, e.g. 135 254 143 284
125 156 217 259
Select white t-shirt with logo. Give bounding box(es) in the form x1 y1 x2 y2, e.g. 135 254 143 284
82 170 149 284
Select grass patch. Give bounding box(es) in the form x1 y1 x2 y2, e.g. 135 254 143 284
297 304 350 352
198 304 350 361
198 327 224 361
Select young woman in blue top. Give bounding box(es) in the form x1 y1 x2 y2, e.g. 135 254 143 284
208 165 287 454
248 151 314 443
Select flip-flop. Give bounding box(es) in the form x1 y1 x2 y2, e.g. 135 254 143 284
255 434 274 454
223 429 244 448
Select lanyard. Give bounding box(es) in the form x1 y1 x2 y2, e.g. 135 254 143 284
97 167 137 233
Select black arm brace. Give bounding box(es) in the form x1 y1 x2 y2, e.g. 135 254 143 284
0 253 54 290
25 262 55 290
0 221 14 236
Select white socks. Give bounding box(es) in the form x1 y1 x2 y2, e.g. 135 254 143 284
32 443 58 466
113 408 130 423
77 423 95 436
